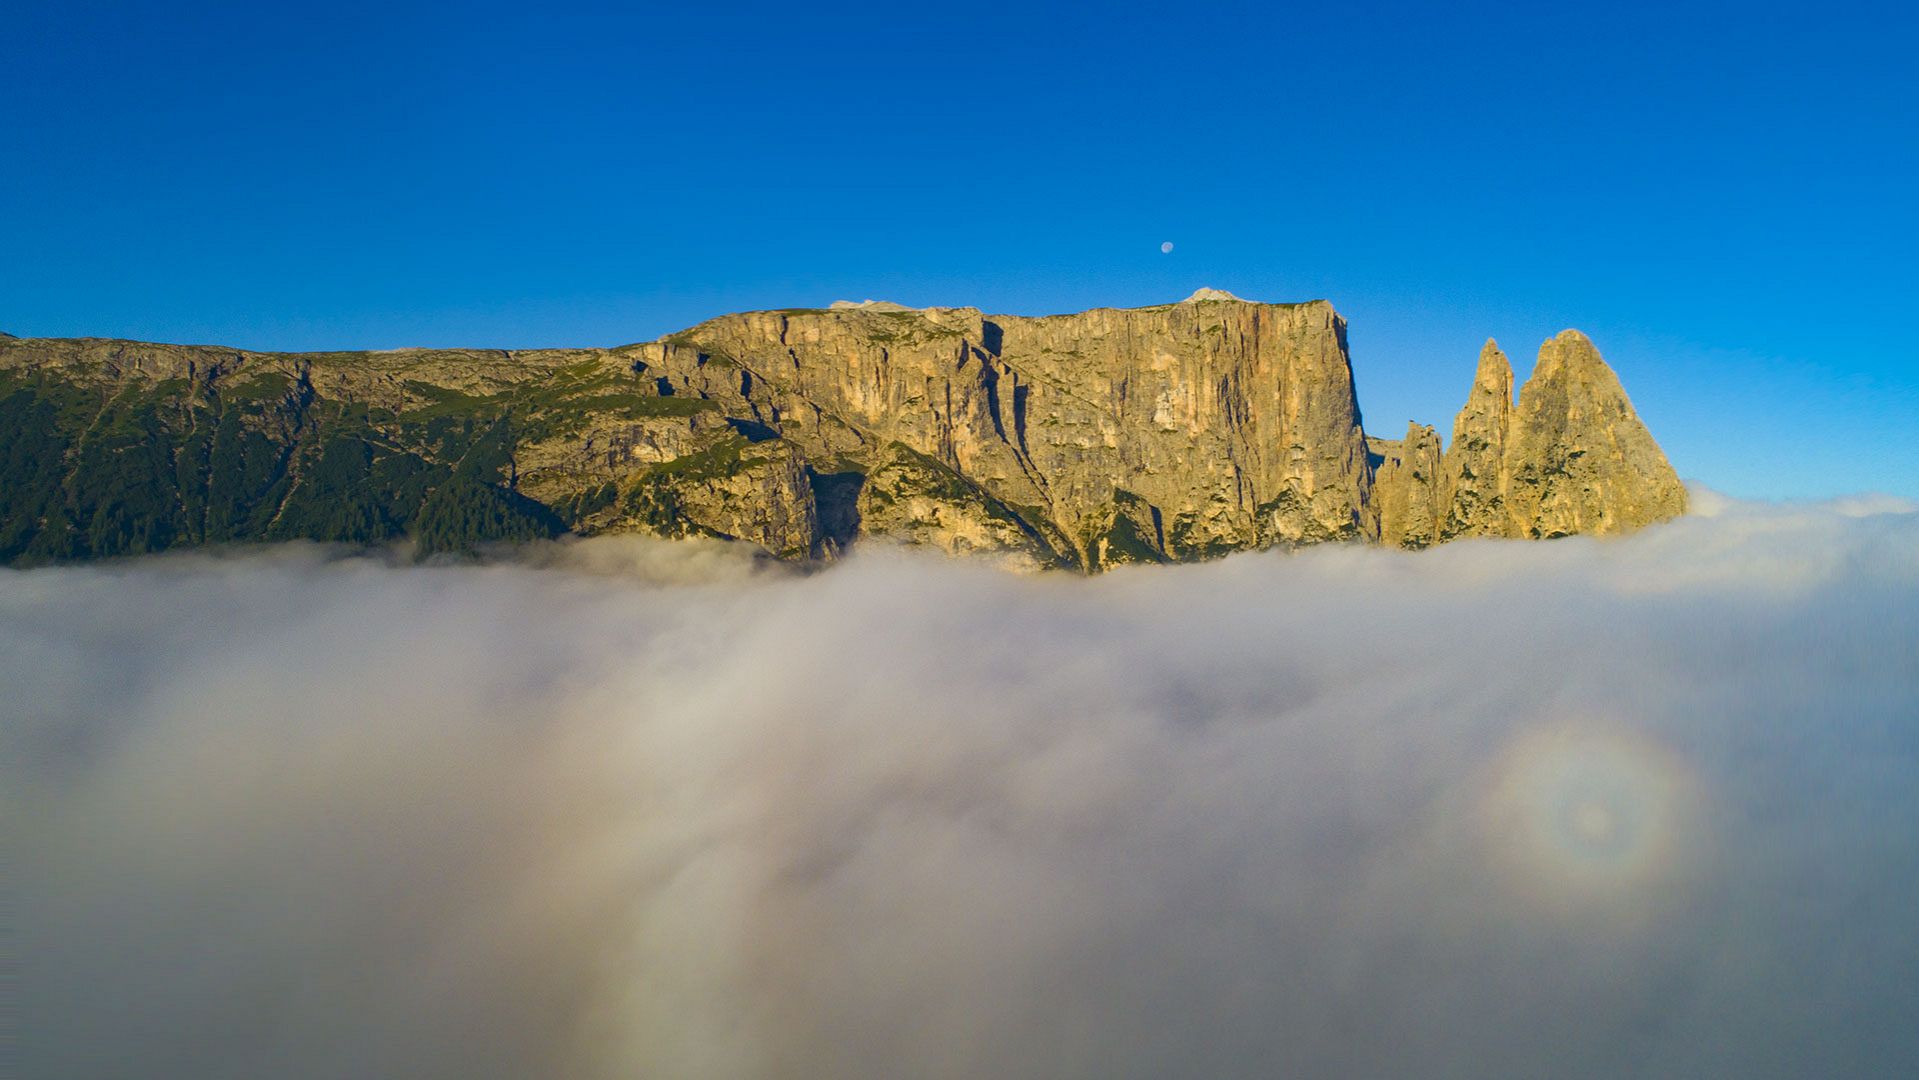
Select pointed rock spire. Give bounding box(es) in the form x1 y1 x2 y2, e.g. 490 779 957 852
1415 331 1683 546
1467 337 1516 404
1439 339 1515 539
1501 330 1686 538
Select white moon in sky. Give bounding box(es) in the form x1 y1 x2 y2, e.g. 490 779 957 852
1160 241 1174 254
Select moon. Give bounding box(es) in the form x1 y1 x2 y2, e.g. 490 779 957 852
1160 241 1174 254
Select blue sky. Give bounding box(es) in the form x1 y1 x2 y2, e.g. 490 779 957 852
5 1 1915 498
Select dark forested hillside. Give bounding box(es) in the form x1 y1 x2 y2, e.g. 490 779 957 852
0 367 561 562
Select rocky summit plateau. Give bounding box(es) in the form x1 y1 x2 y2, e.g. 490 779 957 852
0 292 1685 570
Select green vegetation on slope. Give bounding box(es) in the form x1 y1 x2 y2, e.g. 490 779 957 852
0 370 568 562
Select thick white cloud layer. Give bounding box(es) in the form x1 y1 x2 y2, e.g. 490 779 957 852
7 495 1918 1079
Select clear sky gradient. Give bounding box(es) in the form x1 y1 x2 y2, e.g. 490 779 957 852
5 1 1915 498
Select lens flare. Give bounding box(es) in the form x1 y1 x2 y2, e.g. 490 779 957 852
1479 724 1700 915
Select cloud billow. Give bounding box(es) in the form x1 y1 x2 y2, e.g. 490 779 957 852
5 494 1918 1079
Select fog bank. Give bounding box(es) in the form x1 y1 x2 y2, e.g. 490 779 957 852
6 494 1918 1078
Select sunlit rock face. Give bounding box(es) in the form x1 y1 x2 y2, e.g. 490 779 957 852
1442 339 1518 540
637 295 1373 566
1502 330 1690 538
1372 331 1688 545
0 297 1683 568
1369 422 1445 548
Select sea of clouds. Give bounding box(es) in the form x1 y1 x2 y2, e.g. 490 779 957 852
6 490 1918 1079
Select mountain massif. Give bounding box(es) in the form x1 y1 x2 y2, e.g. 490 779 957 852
0 291 1686 569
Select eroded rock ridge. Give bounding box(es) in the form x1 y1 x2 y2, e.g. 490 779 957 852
0 295 1684 568
1369 330 1687 546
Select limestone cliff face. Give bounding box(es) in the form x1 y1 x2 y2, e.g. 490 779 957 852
992 296 1372 557
0 295 1682 568
1370 423 1445 548
623 291 1372 566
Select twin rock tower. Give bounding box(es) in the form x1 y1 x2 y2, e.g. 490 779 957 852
0 289 1686 569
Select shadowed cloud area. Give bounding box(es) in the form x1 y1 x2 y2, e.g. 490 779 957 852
6 491 1918 1078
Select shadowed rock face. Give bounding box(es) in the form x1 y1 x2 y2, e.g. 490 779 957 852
0 297 1683 569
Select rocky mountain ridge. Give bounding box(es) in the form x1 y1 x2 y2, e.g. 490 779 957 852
0 293 1685 568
